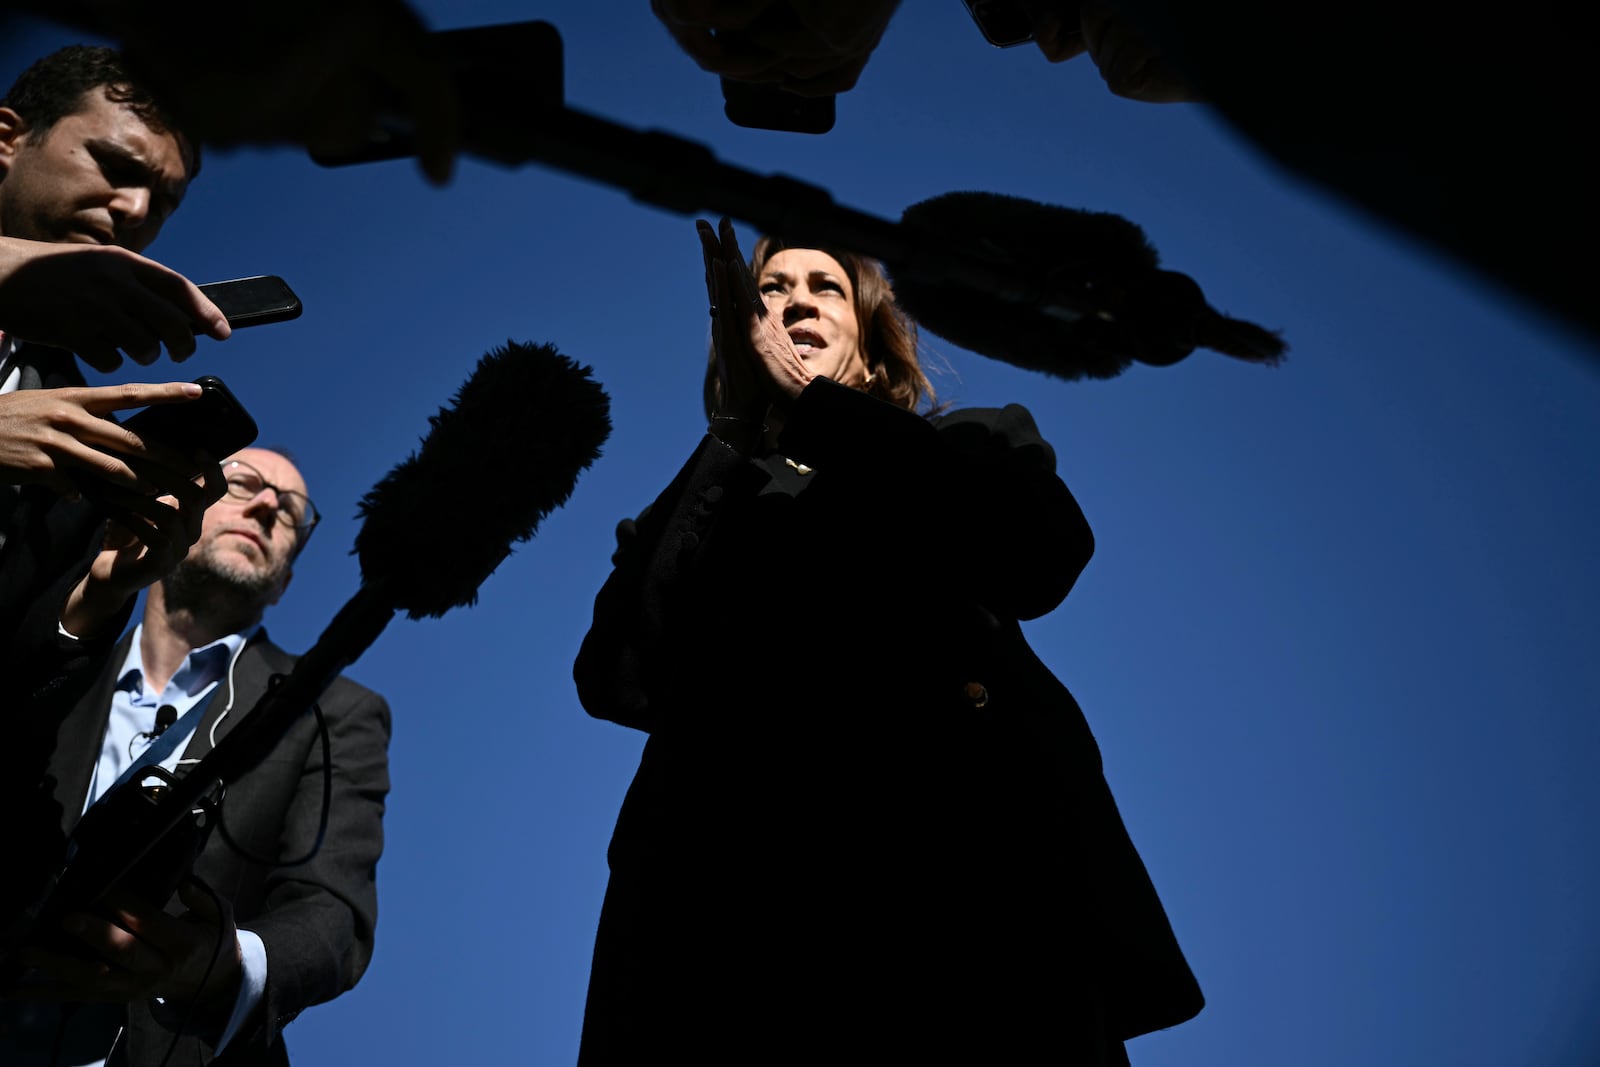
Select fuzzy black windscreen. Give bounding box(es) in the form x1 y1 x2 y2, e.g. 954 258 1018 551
355 341 611 619
896 191 1286 378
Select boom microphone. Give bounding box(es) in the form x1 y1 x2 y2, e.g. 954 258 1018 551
0 341 610 966
895 192 1287 379
356 340 612 618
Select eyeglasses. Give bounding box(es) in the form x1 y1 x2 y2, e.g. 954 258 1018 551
221 459 320 534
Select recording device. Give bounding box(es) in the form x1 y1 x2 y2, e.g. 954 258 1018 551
119 375 259 463
197 275 303 328
721 78 836 134
961 0 1038 47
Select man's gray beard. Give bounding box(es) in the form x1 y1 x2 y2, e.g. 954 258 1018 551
161 556 279 623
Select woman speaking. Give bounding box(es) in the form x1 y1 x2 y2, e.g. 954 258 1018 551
574 219 1201 1064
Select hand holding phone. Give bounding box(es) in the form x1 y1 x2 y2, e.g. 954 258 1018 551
118 375 260 469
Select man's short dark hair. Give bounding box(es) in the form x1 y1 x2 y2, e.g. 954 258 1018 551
1 44 199 175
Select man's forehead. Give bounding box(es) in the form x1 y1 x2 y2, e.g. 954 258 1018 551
60 87 196 181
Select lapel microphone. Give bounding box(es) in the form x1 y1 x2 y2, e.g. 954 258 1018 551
150 704 177 738
127 704 179 761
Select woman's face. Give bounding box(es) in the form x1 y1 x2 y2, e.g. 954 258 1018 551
757 248 869 387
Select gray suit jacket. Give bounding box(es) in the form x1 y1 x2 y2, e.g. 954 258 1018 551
6 627 391 1066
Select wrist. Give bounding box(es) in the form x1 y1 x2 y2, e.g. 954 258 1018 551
61 573 135 639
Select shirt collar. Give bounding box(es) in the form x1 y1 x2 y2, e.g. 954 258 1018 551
116 621 262 698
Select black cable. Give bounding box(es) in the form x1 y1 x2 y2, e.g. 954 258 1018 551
212 700 333 868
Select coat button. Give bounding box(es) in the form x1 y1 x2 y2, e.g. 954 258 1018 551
963 682 989 708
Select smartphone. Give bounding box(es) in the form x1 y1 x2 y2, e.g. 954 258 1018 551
197 275 303 328
962 0 1036 47
120 375 259 465
721 79 836 135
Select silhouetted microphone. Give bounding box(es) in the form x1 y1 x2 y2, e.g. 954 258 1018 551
6 341 611 954
894 192 1287 380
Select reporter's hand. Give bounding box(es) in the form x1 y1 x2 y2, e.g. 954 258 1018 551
0 238 230 370
10 882 242 1010
60 459 224 638
0 381 206 494
1078 0 1201 103
118 1 459 185
655 0 901 96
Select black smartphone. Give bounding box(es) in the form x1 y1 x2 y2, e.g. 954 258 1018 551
721 79 836 134
120 375 259 465
962 0 1036 47
197 275 303 328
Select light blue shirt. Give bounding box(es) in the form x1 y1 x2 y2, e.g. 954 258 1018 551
82 622 269 1060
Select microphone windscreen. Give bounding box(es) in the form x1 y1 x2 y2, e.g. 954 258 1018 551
895 191 1286 378
355 340 611 619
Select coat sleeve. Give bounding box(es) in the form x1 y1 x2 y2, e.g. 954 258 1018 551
0 499 133 720
194 675 393 1056
573 433 769 732
777 376 1094 621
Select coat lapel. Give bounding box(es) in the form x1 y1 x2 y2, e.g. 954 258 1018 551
179 628 295 762
53 631 136 836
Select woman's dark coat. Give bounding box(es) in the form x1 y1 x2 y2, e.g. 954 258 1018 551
574 378 1201 1063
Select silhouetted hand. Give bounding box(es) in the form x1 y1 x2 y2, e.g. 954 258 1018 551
1078 0 1201 102
10 882 242 1010
126 0 459 185
60 459 224 637
0 238 230 370
21 0 459 184
655 0 902 96
0 381 207 493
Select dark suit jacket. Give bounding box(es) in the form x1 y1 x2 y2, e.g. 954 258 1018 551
574 378 1202 1064
0 345 135 704
4 627 391 1067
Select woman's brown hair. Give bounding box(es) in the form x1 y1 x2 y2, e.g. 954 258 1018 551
703 236 935 419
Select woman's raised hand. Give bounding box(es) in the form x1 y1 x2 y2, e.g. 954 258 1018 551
698 218 812 419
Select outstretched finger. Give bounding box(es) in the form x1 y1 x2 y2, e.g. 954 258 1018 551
78 380 204 417
696 219 722 304
717 218 764 320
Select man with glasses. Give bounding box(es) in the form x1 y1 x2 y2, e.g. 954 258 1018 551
3 446 392 1067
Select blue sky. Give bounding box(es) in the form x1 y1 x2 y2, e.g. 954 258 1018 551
5 4 1598 1064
